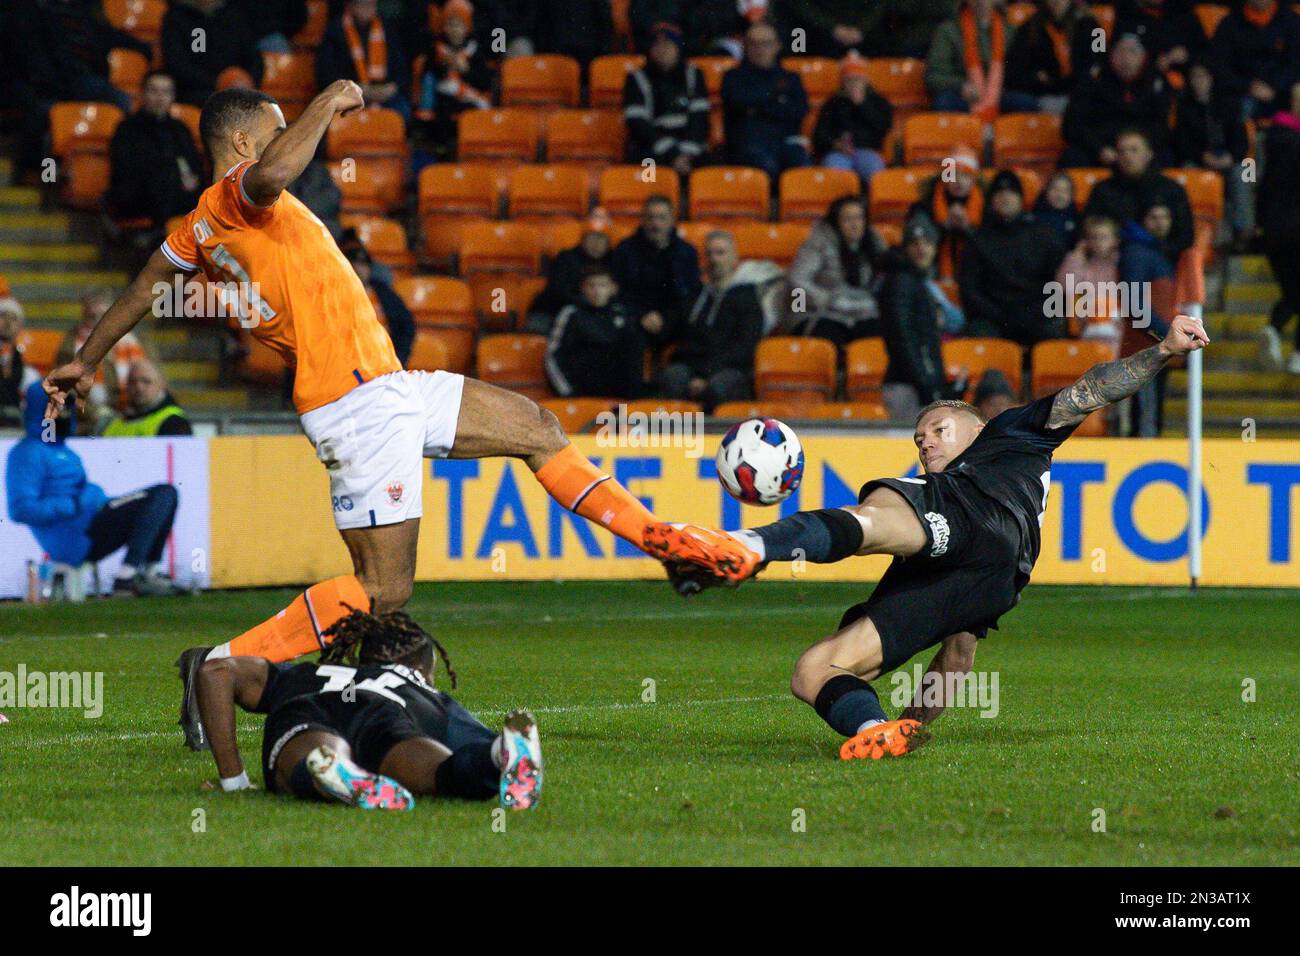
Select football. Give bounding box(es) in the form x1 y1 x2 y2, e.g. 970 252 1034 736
715 417 805 506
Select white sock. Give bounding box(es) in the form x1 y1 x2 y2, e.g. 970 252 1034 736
115 565 137 581
206 644 231 660
726 529 765 560
855 718 886 734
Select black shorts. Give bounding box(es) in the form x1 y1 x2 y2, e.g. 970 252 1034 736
260 696 428 793
845 475 1027 672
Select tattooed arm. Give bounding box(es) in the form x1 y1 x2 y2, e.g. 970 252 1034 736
1046 314 1211 429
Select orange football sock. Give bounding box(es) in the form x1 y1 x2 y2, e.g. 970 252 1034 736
211 575 370 663
534 443 656 550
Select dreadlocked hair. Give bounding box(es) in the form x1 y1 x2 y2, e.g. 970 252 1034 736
319 605 458 689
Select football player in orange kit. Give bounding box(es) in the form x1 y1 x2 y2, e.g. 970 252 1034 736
43 80 671 767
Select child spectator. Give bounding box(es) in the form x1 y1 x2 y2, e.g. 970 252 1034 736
1033 172 1080 247
414 0 492 146
1056 215 1121 340
811 54 894 187
545 264 647 398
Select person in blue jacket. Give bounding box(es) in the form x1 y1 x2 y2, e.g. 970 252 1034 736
7 381 180 596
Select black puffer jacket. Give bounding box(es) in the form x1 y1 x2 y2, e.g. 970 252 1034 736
879 250 963 403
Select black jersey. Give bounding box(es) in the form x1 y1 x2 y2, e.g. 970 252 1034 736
255 660 452 743
941 393 1078 575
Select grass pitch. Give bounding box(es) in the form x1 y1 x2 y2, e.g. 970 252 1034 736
1 582 1296 866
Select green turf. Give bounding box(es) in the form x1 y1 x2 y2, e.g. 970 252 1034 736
0 582 1296 866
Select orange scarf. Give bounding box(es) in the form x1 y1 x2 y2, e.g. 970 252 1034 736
961 4 1005 122
932 184 983 278
1044 20 1071 80
1243 1 1278 28
343 12 388 83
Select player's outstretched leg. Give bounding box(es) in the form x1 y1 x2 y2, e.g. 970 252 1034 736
497 709 543 811
275 730 414 810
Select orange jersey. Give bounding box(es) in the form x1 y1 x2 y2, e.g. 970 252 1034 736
161 161 400 413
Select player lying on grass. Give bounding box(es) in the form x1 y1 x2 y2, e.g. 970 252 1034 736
41 80 673 750
649 315 1210 760
196 605 543 811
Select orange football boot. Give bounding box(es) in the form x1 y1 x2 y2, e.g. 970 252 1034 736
643 523 762 583
839 718 931 761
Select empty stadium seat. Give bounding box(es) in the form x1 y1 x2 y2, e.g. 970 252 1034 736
459 221 542 275
328 158 404 215
418 164 500 263
542 397 616 433
15 330 63 375
104 0 165 44
1163 168 1224 227
405 331 451 373
992 113 1064 173
501 55 581 108
589 55 644 108
392 276 475 372
781 57 840 105
902 112 983 165
844 337 888 402
732 222 810 268
476 334 551 399
545 109 625 167
471 274 547 333
49 102 124 209
1030 338 1115 435
688 167 770 220
755 337 838 405
778 168 859 222
109 48 149 100
1064 167 1110 208
508 164 590 219
941 338 1024 399
806 401 889 422
534 217 586 259
868 167 938 224
260 52 316 120
711 400 807 421
863 58 928 115
458 109 542 164
340 216 415 274
598 165 680 221
327 108 408 210
621 399 704 418
689 56 735 103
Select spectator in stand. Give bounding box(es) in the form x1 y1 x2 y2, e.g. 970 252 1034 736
528 0 614 68
812 55 894 188
527 210 615 335
544 264 646 398
0 297 41 428
7 382 183 596
162 0 265 106
339 229 414 368
413 0 492 146
1033 171 1081 247
611 195 702 351
57 288 153 429
108 73 204 231
770 0 888 58
721 21 810 180
926 0 1038 118
1062 33 1172 167
1172 60 1251 251
630 1 688 54
1005 0 1103 113
885 0 960 59
623 23 710 179
316 0 411 123
787 195 887 346
659 231 765 411
243 0 310 53
1209 0 1300 121
288 142 344 241
101 360 194 437
958 169 1068 345
684 0 766 58
908 145 984 280
1055 214 1122 341
1256 82 1300 375
879 216 968 422
1114 0 1207 86
973 368 1017 418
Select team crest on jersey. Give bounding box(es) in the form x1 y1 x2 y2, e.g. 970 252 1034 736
386 481 405 505
925 512 950 557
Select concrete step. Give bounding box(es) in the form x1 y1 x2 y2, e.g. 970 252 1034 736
0 186 40 208
21 301 80 323
173 386 249 410
1168 369 1300 397
0 242 98 266
161 360 218 385
1165 396 1300 421
1205 311 1271 338
5 269 127 302
1226 256 1274 282
1203 339 1266 366
1222 282 1279 311
0 210 69 231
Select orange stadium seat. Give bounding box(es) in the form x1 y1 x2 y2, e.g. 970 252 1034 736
778 167 859 222
260 52 316 120
109 48 149 100
15 330 63 374
327 108 408 209
589 55 644 108
1005 2 1037 26
941 338 1024 399
458 221 542 275
546 109 625 167
418 163 500 218
294 0 329 48
1064 167 1109 208
863 58 928 115
542 397 616 433
341 216 415 274
868 166 937 225
903 112 983 166
711 400 808 421
755 337 838 405
1031 339 1116 435
328 158 403 215
508 164 590 219
1091 4 1115 36
621 398 704 418
104 0 165 44
171 104 202 152
598 164 680 221
677 221 724 265
476 334 551 399
49 102 124 209
501 55 581 108
689 56 735 104
405 331 450 373
874 221 902 248
1163 169 1224 227
458 109 541 164
781 57 840 106
1194 4 1230 37
992 113 1064 173
393 276 475 372
688 167 770 220
733 222 810 267
844 337 888 402
806 401 889 422
1013 167 1043 209
471 274 547 333
534 217 585 259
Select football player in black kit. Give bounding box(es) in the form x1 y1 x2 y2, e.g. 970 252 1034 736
195 606 543 810
646 314 1210 760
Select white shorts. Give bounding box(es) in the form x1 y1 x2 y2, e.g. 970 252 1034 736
300 370 465 530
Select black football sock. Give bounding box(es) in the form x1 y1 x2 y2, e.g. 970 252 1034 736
741 508 864 563
434 742 499 801
813 674 888 737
